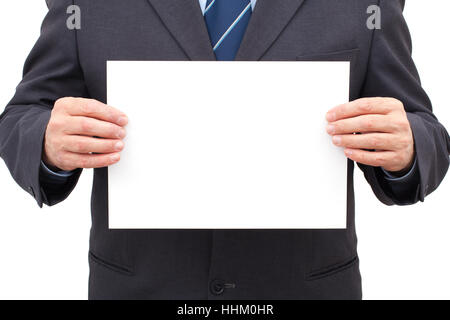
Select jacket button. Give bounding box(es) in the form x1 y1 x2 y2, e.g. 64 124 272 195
210 279 225 295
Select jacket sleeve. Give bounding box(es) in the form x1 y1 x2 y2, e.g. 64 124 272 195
358 0 450 205
0 0 88 207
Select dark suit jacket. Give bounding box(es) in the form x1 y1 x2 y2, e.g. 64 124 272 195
1 0 449 300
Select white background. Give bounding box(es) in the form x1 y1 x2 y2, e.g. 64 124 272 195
0 1 449 300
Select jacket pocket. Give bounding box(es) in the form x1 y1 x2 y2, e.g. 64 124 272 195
296 48 360 62
89 250 133 276
306 255 358 281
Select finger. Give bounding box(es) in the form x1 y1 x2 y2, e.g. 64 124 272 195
332 133 396 151
64 116 126 139
59 151 121 169
326 114 396 135
62 135 125 154
63 98 128 127
326 98 393 122
344 148 396 168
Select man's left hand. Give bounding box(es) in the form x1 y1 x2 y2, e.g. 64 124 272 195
326 97 415 174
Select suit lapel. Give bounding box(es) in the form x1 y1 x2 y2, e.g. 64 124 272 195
146 0 216 61
235 0 306 61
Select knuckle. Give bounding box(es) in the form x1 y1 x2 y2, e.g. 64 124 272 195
54 97 67 110
111 125 122 137
49 117 64 131
399 120 410 131
58 139 67 151
333 106 343 119
398 136 411 149
370 136 382 148
389 98 402 108
79 157 89 168
400 152 410 164
81 100 96 114
374 154 385 166
109 154 120 165
363 118 375 130
95 157 107 168
74 140 86 152
333 123 340 132
110 140 118 151
56 97 75 111
103 157 112 166
393 153 404 166
47 120 57 132
80 119 92 132
43 135 53 151
358 100 372 113
358 152 366 162
394 119 409 131
369 97 381 105
375 97 387 105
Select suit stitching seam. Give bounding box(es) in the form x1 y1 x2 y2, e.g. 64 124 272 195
89 251 134 276
306 255 358 281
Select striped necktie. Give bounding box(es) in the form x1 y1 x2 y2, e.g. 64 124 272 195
204 0 252 61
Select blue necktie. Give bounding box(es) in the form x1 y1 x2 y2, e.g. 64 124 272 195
204 0 252 61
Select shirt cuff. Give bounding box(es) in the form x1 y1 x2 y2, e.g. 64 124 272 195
40 161 76 179
381 156 418 181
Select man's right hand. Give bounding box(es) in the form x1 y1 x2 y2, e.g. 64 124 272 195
42 97 128 171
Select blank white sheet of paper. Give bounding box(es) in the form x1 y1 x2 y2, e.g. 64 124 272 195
107 61 349 229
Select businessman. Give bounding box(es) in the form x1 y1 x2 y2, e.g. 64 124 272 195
1 0 449 299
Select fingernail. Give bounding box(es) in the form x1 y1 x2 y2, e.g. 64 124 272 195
332 136 342 145
345 149 353 156
115 141 124 151
111 153 120 162
326 124 335 135
117 128 126 139
118 116 128 126
326 112 336 122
